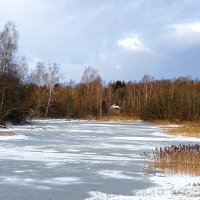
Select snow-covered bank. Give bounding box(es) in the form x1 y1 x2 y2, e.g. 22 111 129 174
86 175 200 200
136 174 200 200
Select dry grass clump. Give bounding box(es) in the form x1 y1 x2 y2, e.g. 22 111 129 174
152 120 174 126
144 144 200 176
152 120 200 137
167 123 200 137
0 131 16 136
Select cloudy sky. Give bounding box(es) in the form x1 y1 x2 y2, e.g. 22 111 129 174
0 0 200 83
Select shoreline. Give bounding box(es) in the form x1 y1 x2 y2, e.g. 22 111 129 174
2 117 200 138
152 120 200 138
95 118 200 138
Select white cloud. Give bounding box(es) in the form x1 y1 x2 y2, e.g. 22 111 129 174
117 35 150 52
169 22 200 47
173 23 200 35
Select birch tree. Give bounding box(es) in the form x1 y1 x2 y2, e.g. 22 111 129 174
0 21 26 124
44 63 60 117
81 66 102 116
0 21 19 114
30 62 60 117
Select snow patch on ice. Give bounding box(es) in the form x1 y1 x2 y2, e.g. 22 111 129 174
0 134 28 140
98 170 135 180
85 191 135 200
42 177 82 185
0 176 82 186
14 169 35 174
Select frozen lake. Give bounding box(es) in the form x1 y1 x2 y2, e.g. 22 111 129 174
0 120 200 200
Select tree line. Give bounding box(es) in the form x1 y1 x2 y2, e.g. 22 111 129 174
1 21 200 125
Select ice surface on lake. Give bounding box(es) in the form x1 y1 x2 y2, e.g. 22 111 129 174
0 119 200 200
98 170 135 180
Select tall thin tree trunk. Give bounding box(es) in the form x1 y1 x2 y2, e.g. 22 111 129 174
45 88 52 118
99 98 102 117
0 90 5 112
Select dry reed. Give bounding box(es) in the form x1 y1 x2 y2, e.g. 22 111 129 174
167 124 200 137
144 144 200 176
152 120 200 137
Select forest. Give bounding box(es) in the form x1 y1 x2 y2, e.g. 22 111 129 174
1 21 200 125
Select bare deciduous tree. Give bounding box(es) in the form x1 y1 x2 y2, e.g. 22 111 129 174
29 62 60 117
44 63 60 117
0 21 27 125
81 66 102 116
